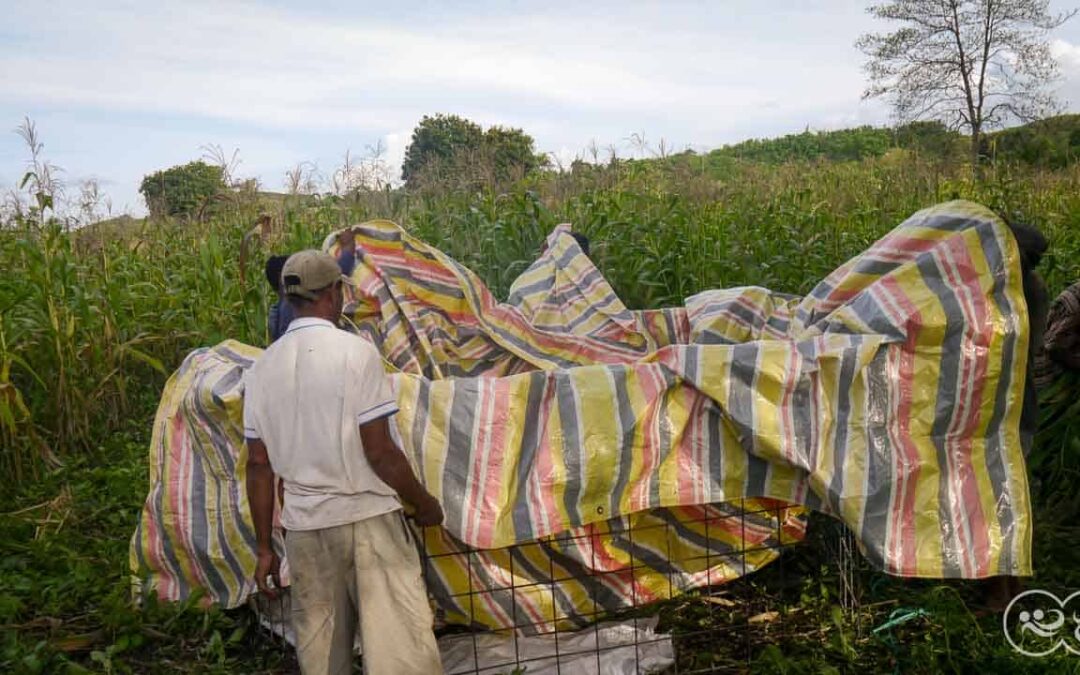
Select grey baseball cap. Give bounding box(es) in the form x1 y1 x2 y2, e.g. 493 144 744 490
281 250 351 300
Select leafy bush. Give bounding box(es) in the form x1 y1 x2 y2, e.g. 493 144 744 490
138 161 225 219
402 114 545 189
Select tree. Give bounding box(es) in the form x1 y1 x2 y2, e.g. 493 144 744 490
139 161 225 219
401 114 545 188
483 125 546 178
401 114 483 186
857 0 1075 164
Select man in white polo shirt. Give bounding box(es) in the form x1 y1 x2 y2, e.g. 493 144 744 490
243 250 444 675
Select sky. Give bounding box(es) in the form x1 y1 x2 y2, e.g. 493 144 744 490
1 0 1079 217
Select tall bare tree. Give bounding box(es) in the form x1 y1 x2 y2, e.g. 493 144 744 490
857 0 1075 163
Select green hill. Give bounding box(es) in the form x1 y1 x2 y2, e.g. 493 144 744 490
985 114 1080 168
665 115 1080 170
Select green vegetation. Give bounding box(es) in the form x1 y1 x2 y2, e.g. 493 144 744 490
646 115 1080 172
138 161 226 219
988 114 1080 169
695 122 958 165
401 113 546 189
3 120 1080 672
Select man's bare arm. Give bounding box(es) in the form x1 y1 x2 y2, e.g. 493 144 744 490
359 417 444 526
246 438 281 596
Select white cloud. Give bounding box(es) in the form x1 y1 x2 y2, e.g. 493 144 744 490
1051 39 1080 109
0 0 873 135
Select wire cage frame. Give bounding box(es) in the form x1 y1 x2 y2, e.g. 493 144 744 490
254 501 868 675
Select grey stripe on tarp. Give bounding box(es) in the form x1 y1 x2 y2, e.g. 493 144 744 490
210 467 248 594
827 337 864 515
728 343 766 496
683 346 700 388
649 364 679 506
973 222 1019 574
726 343 758 453
410 377 432 483
654 507 744 559
805 278 835 303
553 245 582 270
190 367 259 568
606 517 678 581
919 210 982 233
215 345 255 369
555 370 584 528
564 292 627 335
462 553 524 629
850 257 903 278
746 454 770 499
443 380 479 535
507 274 555 304
697 331 740 345
611 366 638 516
859 349 893 572
199 359 251 588
511 372 548 541
187 440 232 602
504 546 587 629
917 252 967 577
209 366 244 476
790 358 814 473
719 300 765 333
382 265 467 299
535 539 626 619
846 288 908 341
766 314 791 335
706 403 725 500
356 226 401 242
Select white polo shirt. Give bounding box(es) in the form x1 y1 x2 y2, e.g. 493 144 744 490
243 317 402 531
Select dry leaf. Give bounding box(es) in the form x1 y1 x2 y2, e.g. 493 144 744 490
749 611 779 624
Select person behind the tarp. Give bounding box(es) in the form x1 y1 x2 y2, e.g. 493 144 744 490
983 219 1050 612
244 250 445 675
539 230 591 257
265 229 358 344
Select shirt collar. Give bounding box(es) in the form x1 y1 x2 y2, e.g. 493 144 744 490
285 317 336 333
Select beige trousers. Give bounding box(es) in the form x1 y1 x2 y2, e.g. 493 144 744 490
285 511 443 675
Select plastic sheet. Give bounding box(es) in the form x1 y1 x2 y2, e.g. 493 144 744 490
131 200 1033 631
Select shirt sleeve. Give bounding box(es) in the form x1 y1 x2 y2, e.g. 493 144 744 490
351 341 399 427
242 371 262 440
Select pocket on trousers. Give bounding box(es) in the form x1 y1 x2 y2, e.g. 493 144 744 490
397 511 416 548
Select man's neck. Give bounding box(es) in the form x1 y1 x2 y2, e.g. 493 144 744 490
294 310 337 324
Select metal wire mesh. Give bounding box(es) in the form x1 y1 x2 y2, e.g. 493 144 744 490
421 503 862 675
251 505 865 674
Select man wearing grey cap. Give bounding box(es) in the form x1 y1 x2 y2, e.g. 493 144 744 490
243 250 445 675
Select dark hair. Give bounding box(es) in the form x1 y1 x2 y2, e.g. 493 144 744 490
284 280 340 311
1005 220 1048 271
570 232 591 257
265 255 289 290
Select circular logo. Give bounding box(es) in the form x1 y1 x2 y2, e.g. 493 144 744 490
1002 589 1080 657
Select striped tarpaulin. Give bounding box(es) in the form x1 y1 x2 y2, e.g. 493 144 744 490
130 200 1033 631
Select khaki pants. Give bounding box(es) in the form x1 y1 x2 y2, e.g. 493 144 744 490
285 511 443 675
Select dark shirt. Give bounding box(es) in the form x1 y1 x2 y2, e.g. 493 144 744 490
268 248 356 343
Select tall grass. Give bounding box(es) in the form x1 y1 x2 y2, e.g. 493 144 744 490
1 148 1079 486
